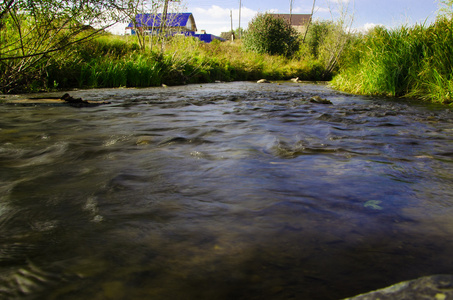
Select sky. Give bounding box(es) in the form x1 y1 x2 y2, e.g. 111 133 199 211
109 0 441 36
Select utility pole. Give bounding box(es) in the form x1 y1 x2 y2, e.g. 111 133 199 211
290 0 294 25
238 0 242 39
230 9 234 41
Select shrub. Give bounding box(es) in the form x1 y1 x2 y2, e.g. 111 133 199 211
243 13 300 57
304 20 333 59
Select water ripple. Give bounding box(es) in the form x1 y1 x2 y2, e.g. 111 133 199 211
0 82 452 299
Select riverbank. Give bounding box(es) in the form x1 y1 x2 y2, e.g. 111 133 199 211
46 17 453 106
3 17 453 106
43 35 327 92
331 17 453 105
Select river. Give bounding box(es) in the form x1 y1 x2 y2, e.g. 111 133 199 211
1 81 453 299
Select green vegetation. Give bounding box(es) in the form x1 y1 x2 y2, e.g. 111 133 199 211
0 0 125 93
16 14 344 93
243 13 300 58
1 0 452 105
331 17 453 104
0 2 335 93
44 34 326 91
299 19 353 79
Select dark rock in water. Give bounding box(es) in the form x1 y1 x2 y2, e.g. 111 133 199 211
60 93 110 108
344 275 453 300
309 96 332 104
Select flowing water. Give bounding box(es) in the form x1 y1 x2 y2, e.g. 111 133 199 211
1 81 453 300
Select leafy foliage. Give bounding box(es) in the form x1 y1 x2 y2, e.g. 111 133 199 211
303 20 332 59
0 0 128 93
297 19 353 80
243 13 300 58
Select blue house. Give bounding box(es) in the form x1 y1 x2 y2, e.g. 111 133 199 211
126 13 197 35
125 13 224 43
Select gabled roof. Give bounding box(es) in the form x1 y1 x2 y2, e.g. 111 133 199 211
271 14 312 26
127 13 195 29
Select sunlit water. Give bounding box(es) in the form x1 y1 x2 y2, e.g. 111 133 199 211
1 82 453 299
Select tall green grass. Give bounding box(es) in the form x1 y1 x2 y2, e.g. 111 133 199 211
46 36 163 89
331 18 453 104
409 18 453 103
43 34 327 91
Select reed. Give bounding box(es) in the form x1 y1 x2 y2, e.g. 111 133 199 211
408 17 453 103
331 19 453 104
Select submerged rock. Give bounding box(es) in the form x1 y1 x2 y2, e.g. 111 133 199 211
136 136 154 145
309 96 332 104
61 93 110 108
344 275 453 300
363 200 383 210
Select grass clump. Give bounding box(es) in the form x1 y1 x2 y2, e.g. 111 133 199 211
331 18 453 104
409 17 453 103
46 35 162 89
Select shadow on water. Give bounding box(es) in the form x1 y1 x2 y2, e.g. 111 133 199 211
0 81 453 299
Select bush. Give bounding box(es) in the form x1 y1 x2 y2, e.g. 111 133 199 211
243 13 300 57
304 20 333 59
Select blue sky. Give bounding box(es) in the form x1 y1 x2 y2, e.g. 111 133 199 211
109 0 440 35
186 0 439 35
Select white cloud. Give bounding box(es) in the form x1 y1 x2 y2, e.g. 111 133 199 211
354 22 385 33
193 5 229 19
191 5 258 36
104 4 256 36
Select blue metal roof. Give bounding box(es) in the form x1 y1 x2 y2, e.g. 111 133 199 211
127 13 193 28
183 32 226 43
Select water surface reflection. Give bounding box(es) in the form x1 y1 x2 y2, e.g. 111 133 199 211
1 82 453 299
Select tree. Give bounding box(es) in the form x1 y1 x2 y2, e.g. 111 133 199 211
0 0 127 93
243 13 300 57
304 20 332 59
123 1 163 51
316 0 354 77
